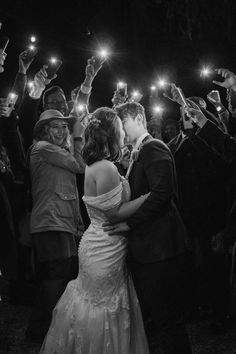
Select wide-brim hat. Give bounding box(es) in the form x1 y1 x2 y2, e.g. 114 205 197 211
33 109 76 138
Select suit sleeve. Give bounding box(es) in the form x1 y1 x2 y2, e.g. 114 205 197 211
127 141 175 228
197 120 236 163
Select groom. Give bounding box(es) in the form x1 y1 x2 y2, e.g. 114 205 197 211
108 102 192 353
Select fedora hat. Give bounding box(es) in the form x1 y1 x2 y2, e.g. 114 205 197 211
33 109 76 138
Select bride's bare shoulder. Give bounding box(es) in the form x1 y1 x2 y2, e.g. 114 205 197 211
86 160 118 174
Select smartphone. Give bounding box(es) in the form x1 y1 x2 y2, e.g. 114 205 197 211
117 82 127 97
0 36 9 52
45 58 63 79
5 92 18 106
93 55 104 72
23 45 38 64
176 87 189 107
200 67 220 80
180 106 194 130
76 103 88 120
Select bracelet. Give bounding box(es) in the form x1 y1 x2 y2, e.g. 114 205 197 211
80 84 92 94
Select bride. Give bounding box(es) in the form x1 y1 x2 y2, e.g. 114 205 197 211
40 107 150 353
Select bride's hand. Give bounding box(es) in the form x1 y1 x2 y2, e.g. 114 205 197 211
103 221 130 236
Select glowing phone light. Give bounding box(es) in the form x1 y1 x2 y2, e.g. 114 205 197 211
30 36 36 43
9 92 17 99
157 79 168 88
50 57 57 64
28 44 36 51
117 81 125 88
27 81 34 88
132 91 139 97
77 104 85 112
153 105 164 114
98 48 109 59
200 66 213 77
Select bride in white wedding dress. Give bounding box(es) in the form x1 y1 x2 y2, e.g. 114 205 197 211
39 107 150 354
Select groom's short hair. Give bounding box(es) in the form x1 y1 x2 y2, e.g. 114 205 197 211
115 102 147 128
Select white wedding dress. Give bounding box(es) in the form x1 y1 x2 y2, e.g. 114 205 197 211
40 178 149 354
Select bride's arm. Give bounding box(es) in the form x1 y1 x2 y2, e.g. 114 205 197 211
96 162 149 224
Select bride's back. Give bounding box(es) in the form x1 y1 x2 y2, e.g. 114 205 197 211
84 159 121 198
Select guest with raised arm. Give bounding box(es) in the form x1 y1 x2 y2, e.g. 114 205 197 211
25 109 85 340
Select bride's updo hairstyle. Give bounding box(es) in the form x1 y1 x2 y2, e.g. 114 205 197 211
82 107 122 166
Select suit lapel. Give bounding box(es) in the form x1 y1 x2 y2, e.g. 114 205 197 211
126 134 153 181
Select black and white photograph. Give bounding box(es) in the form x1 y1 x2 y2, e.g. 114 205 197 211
0 1 236 353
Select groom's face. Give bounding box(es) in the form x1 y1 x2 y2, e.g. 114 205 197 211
122 113 138 144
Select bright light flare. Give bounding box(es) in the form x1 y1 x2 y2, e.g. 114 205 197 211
153 105 164 114
28 44 36 51
200 66 213 77
27 81 34 88
30 35 36 43
117 81 125 89
9 92 17 99
77 104 85 112
132 90 139 98
150 85 156 91
157 79 168 88
97 48 109 59
49 57 57 64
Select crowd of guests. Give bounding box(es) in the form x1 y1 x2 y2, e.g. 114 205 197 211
1 31 236 353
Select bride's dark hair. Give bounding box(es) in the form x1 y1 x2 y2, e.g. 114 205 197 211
82 107 122 166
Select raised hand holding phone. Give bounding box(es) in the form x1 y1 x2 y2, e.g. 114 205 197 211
0 93 18 117
164 83 188 106
45 57 62 80
213 68 236 90
117 82 128 98
0 36 9 73
184 101 207 128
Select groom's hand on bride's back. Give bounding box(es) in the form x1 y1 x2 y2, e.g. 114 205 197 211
103 221 130 236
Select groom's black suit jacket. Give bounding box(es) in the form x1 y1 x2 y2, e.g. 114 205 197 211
127 135 191 264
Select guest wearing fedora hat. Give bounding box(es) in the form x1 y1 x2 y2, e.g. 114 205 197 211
26 109 86 340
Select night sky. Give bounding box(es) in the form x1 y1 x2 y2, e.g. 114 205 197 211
1 0 236 118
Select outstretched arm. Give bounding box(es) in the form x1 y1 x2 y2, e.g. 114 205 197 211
185 105 236 164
